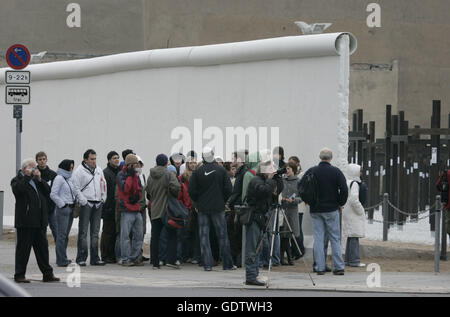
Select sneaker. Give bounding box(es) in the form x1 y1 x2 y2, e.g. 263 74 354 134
77 261 87 267
152 266 160 270
351 263 366 268
159 261 165 266
121 261 135 267
245 279 266 286
166 263 180 269
333 270 345 276
204 267 212 271
224 265 237 271
191 260 199 265
175 260 181 266
91 261 106 266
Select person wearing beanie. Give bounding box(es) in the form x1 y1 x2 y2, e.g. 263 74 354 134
146 154 181 269
101 151 120 264
117 154 144 266
188 147 236 271
50 159 85 267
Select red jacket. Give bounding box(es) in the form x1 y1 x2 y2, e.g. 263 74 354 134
436 170 450 210
117 167 142 212
178 174 192 211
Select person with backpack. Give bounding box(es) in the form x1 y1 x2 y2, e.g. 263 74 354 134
50 159 86 267
146 154 181 269
188 147 235 271
341 164 366 268
298 148 348 275
436 169 450 240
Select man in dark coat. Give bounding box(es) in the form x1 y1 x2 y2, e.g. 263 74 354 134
35 151 58 243
11 158 59 283
100 151 121 263
188 147 235 271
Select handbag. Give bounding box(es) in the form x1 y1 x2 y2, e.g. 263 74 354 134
235 197 253 226
162 172 189 229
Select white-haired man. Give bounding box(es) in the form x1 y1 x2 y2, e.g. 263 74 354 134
11 158 60 283
298 148 348 275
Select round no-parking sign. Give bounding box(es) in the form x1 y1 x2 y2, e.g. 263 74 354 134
6 44 31 70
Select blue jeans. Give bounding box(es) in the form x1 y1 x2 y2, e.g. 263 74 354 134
55 206 74 266
259 209 280 266
245 222 263 281
76 204 102 264
311 211 344 272
198 212 234 269
120 212 143 263
48 208 58 244
345 237 361 266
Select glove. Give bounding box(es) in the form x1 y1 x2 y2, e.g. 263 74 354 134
127 166 135 177
129 193 140 204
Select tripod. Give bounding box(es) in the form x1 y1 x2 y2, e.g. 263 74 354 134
255 203 315 288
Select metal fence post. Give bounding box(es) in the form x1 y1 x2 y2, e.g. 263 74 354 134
435 195 441 274
382 193 389 241
0 191 3 241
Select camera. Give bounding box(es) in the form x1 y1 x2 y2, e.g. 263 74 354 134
273 167 286 178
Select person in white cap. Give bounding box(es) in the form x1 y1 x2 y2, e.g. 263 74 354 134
188 147 235 271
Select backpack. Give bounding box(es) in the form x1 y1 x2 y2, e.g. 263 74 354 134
162 172 189 229
298 168 319 207
350 180 368 206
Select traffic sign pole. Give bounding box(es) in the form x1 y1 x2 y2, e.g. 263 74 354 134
14 105 23 173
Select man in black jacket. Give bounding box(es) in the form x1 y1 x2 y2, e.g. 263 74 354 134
244 160 277 286
188 147 235 271
299 148 348 276
11 158 59 283
100 151 120 263
35 151 58 244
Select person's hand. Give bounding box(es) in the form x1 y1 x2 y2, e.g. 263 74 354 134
127 166 135 176
33 169 41 180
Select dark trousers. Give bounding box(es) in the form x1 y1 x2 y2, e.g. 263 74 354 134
100 218 116 261
151 218 177 266
15 228 53 279
227 210 242 265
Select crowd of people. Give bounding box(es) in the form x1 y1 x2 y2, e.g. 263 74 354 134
15 145 448 286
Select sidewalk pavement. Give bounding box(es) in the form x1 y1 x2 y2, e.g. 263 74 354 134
1 239 449 295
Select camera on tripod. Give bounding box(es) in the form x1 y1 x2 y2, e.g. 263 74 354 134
273 167 286 179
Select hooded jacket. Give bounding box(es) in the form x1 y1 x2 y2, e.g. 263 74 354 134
241 152 260 203
117 166 142 213
188 161 232 214
146 165 181 220
72 162 107 204
50 168 85 209
342 164 365 238
11 171 51 228
228 163 248 209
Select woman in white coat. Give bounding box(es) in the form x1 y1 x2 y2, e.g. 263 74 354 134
342 164 366 268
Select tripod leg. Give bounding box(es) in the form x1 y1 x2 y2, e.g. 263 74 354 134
266 208 279 289
280 207 316 287
255 210 275 255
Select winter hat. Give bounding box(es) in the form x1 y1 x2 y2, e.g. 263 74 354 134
125 154 139 166
167 165 177 174
58 159 75 172
107 151 119 161
156 154 168 167
202 146 215 163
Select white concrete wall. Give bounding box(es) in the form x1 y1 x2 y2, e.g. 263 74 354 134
0 33 355 226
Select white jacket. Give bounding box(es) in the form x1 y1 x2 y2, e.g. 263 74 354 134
342 164 365 238
72 162 107 204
